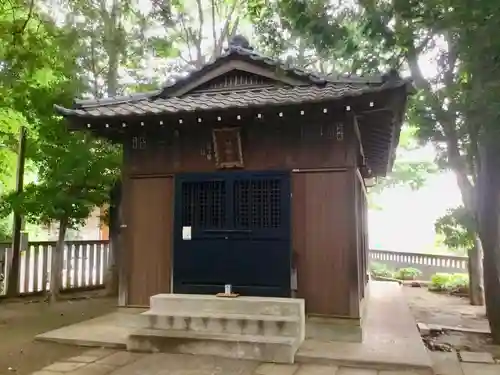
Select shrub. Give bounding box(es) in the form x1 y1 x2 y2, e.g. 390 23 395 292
396 267 423 280
429 273 451 291
448 273 469 294
429 272 469 294
369 262 395 278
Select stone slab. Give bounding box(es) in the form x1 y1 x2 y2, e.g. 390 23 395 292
416 323 430 336
296 282 433 374
459 351 495 364
294 364 339 375
35 311 134 349
150 294 305 317
430 352 463 375
70 363 115 375
336 368 377 375
378 371 430 375
42 361 87 372
65 355 100 363
438 325 491 335
109 353 259 375
306 317 362 343
82 349 117 359
140 311 300 337
461 363 500 375
255 363 299 375
127 328 298 363
95 351 144 367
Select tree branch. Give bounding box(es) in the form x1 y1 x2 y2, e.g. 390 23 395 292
406 41 476 212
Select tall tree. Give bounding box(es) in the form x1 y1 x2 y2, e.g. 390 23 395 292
1 130 120 302
152 0 243 70
448 0 500 342
247 0 500 338
247 0 485 306
0 0 79 295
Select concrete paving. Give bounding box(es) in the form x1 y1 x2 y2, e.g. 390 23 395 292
296 283 432 373
34 309 145 349
28 348 451 375
431 350 500 375
34 283 433 372
30 348 500 375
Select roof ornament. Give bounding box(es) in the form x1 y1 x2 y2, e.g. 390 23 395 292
227 34 253 52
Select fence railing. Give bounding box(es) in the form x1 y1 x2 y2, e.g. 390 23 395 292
369 249 468 280
0 240 109 296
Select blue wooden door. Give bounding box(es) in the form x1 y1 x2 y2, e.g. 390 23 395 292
173 171 292 297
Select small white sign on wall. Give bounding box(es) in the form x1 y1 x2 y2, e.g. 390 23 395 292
182 226 192 240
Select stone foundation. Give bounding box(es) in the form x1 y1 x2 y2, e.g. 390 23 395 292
305 316 363 343
125 294 306 363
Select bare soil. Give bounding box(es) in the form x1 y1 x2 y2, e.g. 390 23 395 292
0 292 116 375
402 285 500 360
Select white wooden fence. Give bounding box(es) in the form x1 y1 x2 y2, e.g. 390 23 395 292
369 249 468 279
0 240 110 295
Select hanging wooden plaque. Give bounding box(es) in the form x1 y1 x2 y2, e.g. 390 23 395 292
212 127 244 168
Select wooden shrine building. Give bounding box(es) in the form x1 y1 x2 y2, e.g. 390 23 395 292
55 36 412 326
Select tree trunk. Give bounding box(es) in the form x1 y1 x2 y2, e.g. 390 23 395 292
405 45 485 307
477 140 500 343
6 126 27 297
49 217 68 304
468 233 484 305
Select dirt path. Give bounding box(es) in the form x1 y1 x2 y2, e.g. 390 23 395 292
0 293 116 375
402 285 500 360
401 285 489 331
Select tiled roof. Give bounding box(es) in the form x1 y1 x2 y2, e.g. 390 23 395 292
159 45 333 91
156 45 386 95
54 80 409 119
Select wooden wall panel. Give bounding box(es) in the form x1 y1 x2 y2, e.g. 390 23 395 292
126 119 356 176
127 176 174 306
292 170 359 318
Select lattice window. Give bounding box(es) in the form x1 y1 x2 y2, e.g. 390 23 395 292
234 179 281 229
181 181 226 228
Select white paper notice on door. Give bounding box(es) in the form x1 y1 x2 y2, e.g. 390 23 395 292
182 226 192 240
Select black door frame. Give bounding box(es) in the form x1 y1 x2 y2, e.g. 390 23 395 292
172 170 292 297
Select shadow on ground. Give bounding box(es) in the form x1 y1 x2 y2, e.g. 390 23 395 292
0 293 116 375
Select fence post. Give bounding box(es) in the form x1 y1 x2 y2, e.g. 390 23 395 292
20 232 29 294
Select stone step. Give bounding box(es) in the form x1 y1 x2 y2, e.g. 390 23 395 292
127 328 300 363
138 310 301 337
150 294 304 317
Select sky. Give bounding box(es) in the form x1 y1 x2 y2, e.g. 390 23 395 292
369 171 462 253
369 45 463 254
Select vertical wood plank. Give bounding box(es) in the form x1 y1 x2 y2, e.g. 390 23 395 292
292 171 353 317
41 245 49 292
65 245 72 289
32 246 39 292
81 244 88 286
23 246 30 293
128 177 173 306
76 245 82 287
101 243 108 285
88 243 95 286
96 243 102 285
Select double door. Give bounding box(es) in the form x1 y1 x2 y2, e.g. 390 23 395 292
173 171 291 297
